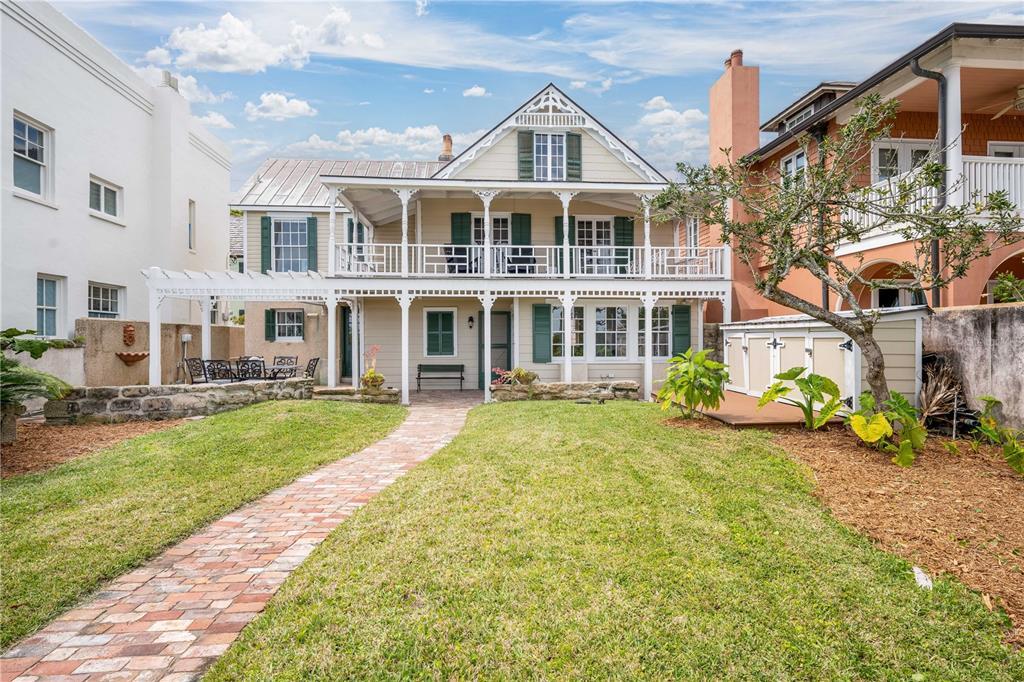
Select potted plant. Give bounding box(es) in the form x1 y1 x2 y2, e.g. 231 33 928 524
1 328 72 443
360 344 385 392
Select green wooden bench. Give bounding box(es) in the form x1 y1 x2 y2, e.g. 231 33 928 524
417 364 465 391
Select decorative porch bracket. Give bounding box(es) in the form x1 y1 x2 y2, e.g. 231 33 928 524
473 190 501 279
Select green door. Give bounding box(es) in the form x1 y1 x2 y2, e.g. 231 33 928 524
478 310 511 388
341 306 351 379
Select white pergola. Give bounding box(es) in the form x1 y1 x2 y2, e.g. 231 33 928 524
142 267 731 405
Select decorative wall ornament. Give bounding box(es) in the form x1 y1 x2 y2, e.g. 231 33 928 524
122 324 136 347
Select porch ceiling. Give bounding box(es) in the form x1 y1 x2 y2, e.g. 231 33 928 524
898 66 1024 115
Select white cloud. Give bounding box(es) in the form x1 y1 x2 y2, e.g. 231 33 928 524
133 65 231 104
643 95 672 111
568 78 613 94
423 88 435 94
231 138 273 162
415 0 430 17
244 92 318 121
462 85 489 98
361 33 385 49
143 46 171 66
569 80 587 90
286 125 484 159
166 12 307 73
193 111 234 129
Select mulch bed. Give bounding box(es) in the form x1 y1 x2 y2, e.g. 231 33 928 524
2 419 185 478
665 415 1024 644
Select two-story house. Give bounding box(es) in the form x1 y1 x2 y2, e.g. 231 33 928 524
1 0 231 337
145 85 731 404
705 23 1024 321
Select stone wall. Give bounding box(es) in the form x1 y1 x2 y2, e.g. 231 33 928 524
312 387 401 404
491 381 640 403
703 322 723 362
44 378 312 425
923 303 1024 428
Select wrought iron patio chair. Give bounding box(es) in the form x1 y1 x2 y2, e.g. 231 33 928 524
303 357 320 379
235 358 267 381
203 359 236 384
185 357 207 384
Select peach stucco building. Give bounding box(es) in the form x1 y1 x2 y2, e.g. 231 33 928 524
703 23 1024 322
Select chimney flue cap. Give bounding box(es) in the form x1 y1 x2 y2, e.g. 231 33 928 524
729 49 743 68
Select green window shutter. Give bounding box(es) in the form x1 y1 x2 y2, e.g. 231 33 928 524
554 216 576 245
426 311 455 356
299 312 306 340
671 304 692 357
306 217 317 271
450 213 471 245
511 213 532 245
260 216 272 273
614 216 634 273
518 130 535 180
566 132 582 181
426 312 440 355
264 308 276 342
532 304 552 363
440 312 454 355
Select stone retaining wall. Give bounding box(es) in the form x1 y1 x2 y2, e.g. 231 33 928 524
44 378 313 424
491 381 640 403
312 387 401 404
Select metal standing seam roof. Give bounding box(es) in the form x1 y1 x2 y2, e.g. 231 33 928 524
232 158 444 207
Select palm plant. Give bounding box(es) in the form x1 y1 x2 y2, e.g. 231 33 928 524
1 328 72 442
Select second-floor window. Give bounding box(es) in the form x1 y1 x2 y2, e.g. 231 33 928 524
872 140 932 182
535 133 565 181
89 178 120 217
273 218 308 272
473 214 510 245
14 115 48 196
780 150 806 186
686 217 699 248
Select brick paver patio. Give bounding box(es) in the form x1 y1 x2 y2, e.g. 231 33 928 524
2 393 477 681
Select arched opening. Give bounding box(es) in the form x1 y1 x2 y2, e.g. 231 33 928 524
838 260 927 311
979 250 1024 304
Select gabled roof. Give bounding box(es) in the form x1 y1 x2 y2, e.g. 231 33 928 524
759 81 856 133
433 83 667 184
233 158 443 207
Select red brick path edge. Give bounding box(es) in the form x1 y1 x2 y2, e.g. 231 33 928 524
2 395 475 681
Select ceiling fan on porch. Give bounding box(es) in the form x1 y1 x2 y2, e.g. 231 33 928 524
978 84 1024 120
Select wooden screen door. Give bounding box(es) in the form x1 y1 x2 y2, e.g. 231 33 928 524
478 310 511 388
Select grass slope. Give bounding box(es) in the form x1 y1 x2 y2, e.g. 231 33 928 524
1 401 405 648
208 402 1023 681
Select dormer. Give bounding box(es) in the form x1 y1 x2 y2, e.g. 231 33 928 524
760 82 856 135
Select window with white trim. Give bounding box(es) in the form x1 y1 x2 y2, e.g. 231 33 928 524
89 178 120 217
87 283 121 319
873 284 926 309
576 218 612 247
36 276 59 337
534 133 566 181
871 140 934 182
638 306 670 357
780 150 807 186
552 305 584 358
594 306 628 358
472 214 510 245
783 105 815 131
685 217 699 248
275 310 304 340
273 218 308 272
14 115 48 196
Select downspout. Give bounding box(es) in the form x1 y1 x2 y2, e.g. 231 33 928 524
909 57 945 307
810 123 829 310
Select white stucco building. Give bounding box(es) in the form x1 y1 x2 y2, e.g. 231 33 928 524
1 0 231 337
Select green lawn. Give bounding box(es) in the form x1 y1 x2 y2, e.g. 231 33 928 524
208 401 1023 681
1 401 405 649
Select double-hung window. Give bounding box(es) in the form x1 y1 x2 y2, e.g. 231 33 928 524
685 217 699 248
36 276 59 337
534 133 566 181
275 310 304 341
638 306 670 357
552 306 584 358
89 178 120 217
780 150 807 186
87 283 121 319
425 309 456 356
594 306 628 358
472 214 510 245
273 218 308 272
14 115 47 196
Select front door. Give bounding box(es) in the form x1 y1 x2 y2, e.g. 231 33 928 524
340 306 351 379
478 310 511 388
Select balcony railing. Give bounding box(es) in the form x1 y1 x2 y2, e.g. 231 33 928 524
964 155 1024 210
334 244 729 280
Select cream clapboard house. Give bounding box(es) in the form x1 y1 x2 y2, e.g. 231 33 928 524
145 85 732 404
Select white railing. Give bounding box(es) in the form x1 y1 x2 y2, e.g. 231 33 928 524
513 112 587 127
842 170 937 231
964 155 1024 211
334 243 729 280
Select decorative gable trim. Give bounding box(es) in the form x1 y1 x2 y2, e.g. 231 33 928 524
434 83 666 183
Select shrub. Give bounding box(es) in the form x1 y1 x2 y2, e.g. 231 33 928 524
847 392 927 467
757 366 844 430
1 328 73 443
992 272 1024 303
492 367 538 386
657 348 728 419
973 396 1024 475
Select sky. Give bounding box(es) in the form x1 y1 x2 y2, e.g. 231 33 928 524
54 0 1024 191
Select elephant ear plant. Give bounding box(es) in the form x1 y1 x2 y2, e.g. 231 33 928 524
657 349 729 419
757 366 845 430
847 391 928 467
1 328 72 443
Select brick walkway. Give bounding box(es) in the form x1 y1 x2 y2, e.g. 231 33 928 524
2 393 477 682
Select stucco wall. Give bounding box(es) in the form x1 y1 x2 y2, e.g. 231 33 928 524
923 303 1024 427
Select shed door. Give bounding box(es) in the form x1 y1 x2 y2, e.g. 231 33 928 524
809 333 855 405
725 333 746 392
746 333 773 397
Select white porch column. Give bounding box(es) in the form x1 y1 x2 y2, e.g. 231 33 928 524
560 293 575 383
350 299 360 388
328 187 338 277
480 295 496 402
554 191 576 279
722 293 733 324
642 295 655 402
394 189 416 277
640 195 653 280
326 295 338 388
943 62 963 206
199 297 212 360
398 294 413 406
147 285 162 386
475 191 499 278
512 297 521 368
696 300 706 352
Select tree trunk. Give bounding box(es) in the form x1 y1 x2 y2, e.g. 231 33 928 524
849 329 890 406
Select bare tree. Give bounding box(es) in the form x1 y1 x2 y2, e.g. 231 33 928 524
653 95 1022 404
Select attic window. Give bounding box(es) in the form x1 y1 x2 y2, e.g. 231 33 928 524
535 133 565 181
784 105 816 131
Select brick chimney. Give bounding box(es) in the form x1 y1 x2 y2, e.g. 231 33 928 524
708 49 759 168
438 133 453 162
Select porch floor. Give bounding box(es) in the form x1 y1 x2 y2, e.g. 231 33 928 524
704 390 818 428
